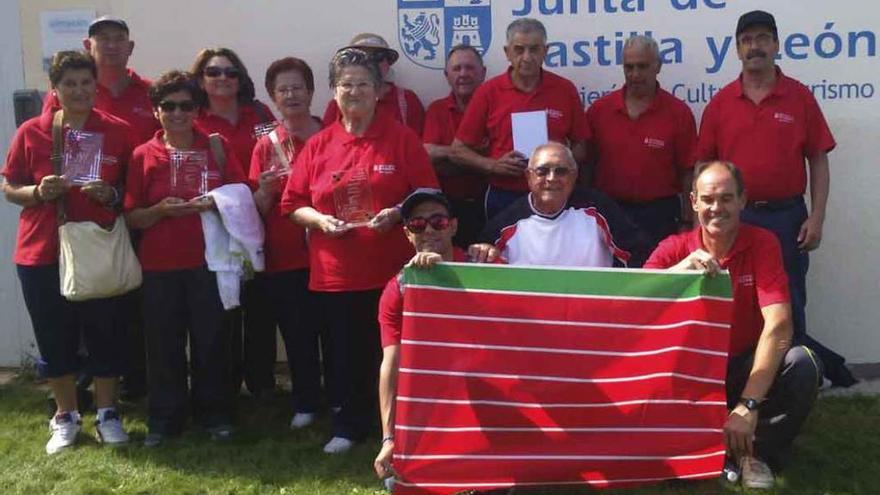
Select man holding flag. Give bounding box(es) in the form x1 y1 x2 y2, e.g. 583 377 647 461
645 161 823 489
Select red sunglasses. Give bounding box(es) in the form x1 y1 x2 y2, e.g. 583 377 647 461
404 214 451 233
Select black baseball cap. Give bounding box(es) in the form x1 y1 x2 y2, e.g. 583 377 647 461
400 188 452 221
88 16 129 37
736 10 777 38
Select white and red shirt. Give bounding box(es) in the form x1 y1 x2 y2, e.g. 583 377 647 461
280 111 439 292
696 67 836 201
3 109 134 266
124 130 247 271
586 86 696 202
645 225 790 355
478 189 650 268
456 68 590 192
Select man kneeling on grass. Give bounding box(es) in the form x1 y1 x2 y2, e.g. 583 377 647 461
644 161 823 489
372 189 509 495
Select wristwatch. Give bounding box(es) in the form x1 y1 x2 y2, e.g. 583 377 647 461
739 397 761 411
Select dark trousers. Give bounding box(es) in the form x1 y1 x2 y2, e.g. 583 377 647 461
17 264 123 378
741 198 856 386
116 287 147 397
451 197 486 249
618 195 682 250
726 345 823 470
484 185 527 222
142 267 232 434
264 269 322 413
228 278 278 396
318 289 382 440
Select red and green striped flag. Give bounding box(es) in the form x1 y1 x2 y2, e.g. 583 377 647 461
393 263 733 494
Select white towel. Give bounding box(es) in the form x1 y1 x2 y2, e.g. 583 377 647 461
200 183 265 309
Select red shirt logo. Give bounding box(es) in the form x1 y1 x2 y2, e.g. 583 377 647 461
644 137 666 149
774 112 795 124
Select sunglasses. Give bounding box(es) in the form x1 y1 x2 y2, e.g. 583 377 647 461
529 166 575 178
158 100 197 112
404 214 451 233
204 66 241 79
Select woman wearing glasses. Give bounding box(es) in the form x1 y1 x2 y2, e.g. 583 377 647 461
280 48 438 454
191 47 275 399
249 57 323 429
2 51 134 454
322 33 425 134
124 70 247 447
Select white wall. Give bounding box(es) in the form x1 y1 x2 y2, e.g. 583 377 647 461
0 1 37 367
4 0 879 365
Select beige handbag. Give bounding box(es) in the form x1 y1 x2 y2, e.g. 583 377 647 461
52 110 142 301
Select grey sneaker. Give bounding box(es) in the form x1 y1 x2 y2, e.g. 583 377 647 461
95 410 129 446
143 432 166 448
46 411 82 454
741 455 774 489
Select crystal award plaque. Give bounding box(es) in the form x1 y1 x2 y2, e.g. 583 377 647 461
62 130 104 184
169 150 209 200
332 167 375 227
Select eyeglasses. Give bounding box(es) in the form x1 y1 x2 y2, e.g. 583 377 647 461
275 85 307 95
528 166 575 178
204 66 241 79
336 80 374 93
158 100 197 112
404 214 451 233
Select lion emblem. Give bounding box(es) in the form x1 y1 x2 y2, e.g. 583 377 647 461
401 12 441 61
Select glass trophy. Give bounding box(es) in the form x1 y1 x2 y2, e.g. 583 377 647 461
169 150 209 200
332 167 375 228
62 130 104 185
266 138 294 176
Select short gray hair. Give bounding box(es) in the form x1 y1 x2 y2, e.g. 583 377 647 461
623 35 662 67
693 160 745 196
506 18 547 44
529 142 576 169
328 48 382 89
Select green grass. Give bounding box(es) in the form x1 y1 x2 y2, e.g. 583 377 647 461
0 376 877 494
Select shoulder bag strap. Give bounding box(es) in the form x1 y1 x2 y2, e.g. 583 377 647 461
208 133 226 179
51 110 67 224
396 86 408 127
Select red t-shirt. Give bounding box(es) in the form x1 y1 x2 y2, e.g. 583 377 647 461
194 101 276 178
586 86 696 202
423 93 485 201
644 224 790 355
696 68 836 201
378 248 469 348
279 111 439 292
43 69 159 146
123 130 247 271
455 68 591 192
2 109 134 266
323 83 425 135
249 122 318 273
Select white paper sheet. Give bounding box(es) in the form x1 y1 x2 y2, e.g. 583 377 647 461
511 110 548 159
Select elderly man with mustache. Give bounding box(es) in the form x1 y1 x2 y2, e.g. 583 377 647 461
695 10 854 390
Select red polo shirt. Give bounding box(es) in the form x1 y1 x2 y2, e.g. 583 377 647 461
279 111 439 292
43 69 159 146
194 101 276 177
423 93 485 201
249 122 318 273
322 83 425 135
124 130 246 271
378 248 469 348
644 224 790 355
455 68 590 192
2 109 134 266
696 67 836 201
586 86 696 202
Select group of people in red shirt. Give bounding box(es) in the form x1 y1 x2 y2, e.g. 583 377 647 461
0 7 852 492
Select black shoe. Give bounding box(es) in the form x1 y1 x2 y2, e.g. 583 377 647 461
207 424 234 442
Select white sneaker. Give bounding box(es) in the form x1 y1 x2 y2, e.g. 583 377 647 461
322 436 354 454
290 412 315 429
95 410 130 446
46 411 81 455
741 455 775 489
